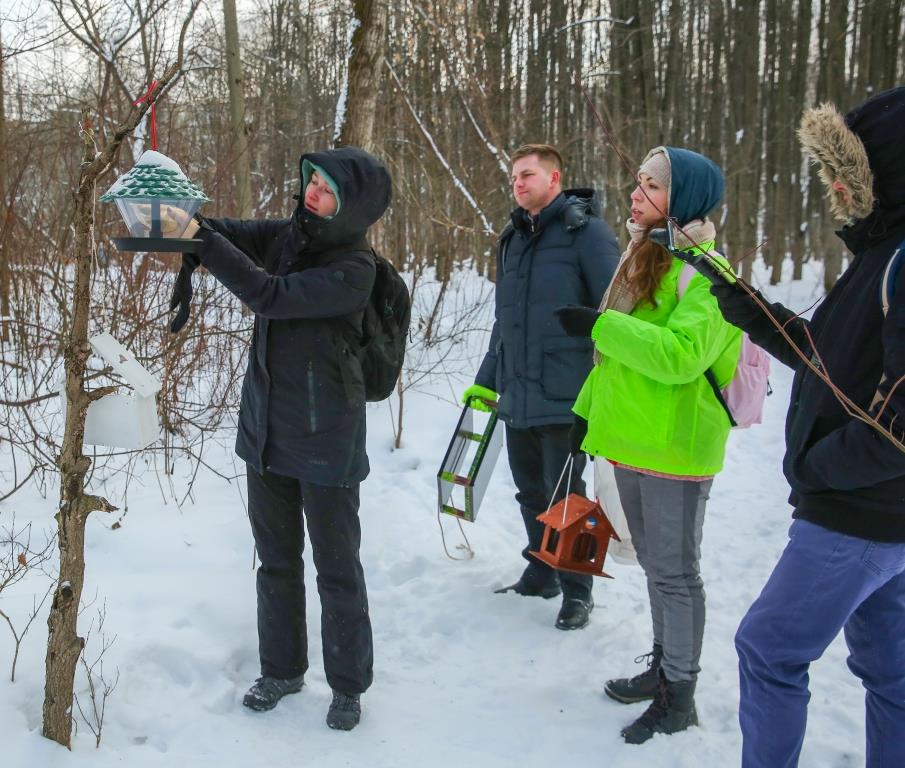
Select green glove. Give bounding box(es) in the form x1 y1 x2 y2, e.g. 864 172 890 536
461 384 497 412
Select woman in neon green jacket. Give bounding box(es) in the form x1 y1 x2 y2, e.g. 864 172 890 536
555 146 741 745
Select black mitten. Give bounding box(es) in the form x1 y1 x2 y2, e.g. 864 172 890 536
554 305 602 337
169 257 195 333
569 415 589 457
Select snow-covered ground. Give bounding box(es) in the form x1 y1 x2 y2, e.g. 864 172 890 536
1 259 867 767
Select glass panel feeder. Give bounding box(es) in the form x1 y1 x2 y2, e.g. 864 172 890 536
100 150 210 253
437 401 503 522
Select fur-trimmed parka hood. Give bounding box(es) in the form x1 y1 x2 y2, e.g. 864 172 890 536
799 87 905 227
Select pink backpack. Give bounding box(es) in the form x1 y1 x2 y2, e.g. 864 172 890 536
678 264 771 428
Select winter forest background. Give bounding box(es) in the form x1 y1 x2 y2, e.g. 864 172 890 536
0 0 904 762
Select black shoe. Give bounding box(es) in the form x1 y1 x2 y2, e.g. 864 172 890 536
621 671 698 744
555 596 594 630
242 674 304 711
605 644 663 703
494 575 561 599
326 691 362 731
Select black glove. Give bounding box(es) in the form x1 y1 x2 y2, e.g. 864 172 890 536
569 415 589 457
169 255 197 333
710 282 765 331
555 305 601 337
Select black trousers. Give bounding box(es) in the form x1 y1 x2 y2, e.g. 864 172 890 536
505 424 593 601
246 466 373 694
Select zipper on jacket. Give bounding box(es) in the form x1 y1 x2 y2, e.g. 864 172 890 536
307 361 317 432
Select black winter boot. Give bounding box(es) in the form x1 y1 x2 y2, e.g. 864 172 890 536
621 670 698 745
604 644 663 703
326 691 362 731
242 674 304 711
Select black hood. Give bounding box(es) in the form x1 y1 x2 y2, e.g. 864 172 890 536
293 146 392 249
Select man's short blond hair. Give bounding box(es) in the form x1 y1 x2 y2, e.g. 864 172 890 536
511 144 563 174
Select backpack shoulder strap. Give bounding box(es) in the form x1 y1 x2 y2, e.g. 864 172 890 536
676 262 696 299
880 237 905 316
677 262 737 426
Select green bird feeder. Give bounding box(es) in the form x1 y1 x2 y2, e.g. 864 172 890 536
101 150 210 253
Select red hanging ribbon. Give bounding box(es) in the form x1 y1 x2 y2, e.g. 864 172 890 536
134 79 159 151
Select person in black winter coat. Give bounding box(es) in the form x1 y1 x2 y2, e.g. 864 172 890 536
174 146 391 731
462 144 620 630
711 87 905 768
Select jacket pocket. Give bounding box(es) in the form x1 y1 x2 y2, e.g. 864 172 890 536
540 337 591 401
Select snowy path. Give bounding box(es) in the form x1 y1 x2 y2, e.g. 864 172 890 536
1 267 867 767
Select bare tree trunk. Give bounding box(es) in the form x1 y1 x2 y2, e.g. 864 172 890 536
336 0 388 153
223 0 253 217
42 54 188 747
42 113 118 748
0 36 9 343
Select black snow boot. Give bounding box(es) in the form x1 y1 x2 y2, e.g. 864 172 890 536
242 674 304 711
326 691 362 731
494 573 561 599
555 596 594 630
621 670 698 745
604 644 663 703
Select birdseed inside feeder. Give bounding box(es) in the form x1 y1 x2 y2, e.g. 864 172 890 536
101 150 210 253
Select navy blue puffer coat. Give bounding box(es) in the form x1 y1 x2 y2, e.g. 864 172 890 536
475 190 620 428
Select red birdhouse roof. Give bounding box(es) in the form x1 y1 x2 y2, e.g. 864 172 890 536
536 494 603 532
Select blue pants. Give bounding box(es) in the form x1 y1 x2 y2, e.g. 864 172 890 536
736 519 905 768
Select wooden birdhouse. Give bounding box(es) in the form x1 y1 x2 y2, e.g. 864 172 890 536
530 493 620 578
61 332 162 450
437 402 503 522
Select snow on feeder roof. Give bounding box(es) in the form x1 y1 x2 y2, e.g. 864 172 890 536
102 150 209 248
100 150 209 202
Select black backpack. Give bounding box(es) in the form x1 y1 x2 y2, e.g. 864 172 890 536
357 250 411 401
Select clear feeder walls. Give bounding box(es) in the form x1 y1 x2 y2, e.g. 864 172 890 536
114 197 204 239
437 404 503 522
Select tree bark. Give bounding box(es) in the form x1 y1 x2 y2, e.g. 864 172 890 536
336 0 388 153
223 0 253 218
0 36 9 343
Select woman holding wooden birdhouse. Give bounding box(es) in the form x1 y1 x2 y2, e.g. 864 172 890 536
555 147 742 745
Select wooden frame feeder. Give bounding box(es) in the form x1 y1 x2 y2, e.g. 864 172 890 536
530 493 620 578
437 401 503 522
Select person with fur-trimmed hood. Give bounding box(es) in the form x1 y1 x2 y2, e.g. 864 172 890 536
711 87 905 767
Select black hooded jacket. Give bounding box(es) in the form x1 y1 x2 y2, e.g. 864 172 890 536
195 147 392 486
740 89 905 542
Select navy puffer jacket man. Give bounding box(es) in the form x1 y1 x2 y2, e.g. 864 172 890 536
464 144 619 631
712 87 905 767
181 146 391 730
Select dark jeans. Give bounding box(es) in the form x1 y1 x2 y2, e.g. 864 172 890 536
246 466 373 694
505 424 593 601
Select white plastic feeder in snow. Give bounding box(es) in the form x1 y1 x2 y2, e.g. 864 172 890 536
78 332 162 450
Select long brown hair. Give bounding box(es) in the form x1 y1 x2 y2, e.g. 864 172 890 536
626 221 673 307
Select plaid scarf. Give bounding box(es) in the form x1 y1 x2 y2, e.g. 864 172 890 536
593 217 716 364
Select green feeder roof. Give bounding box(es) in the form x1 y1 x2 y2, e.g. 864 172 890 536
100 150 210 202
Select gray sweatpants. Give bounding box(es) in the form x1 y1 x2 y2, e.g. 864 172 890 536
613 467 712 682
